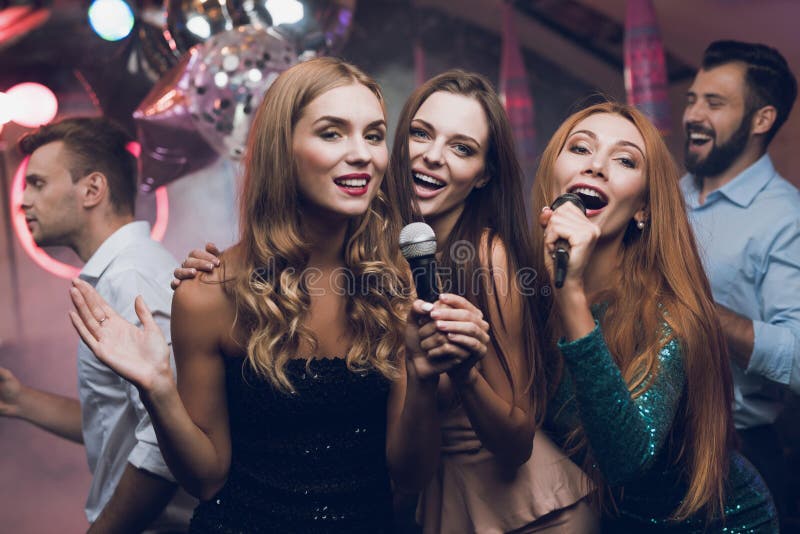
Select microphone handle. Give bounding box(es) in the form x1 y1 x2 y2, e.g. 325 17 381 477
410 255 440 303
554 238 570 289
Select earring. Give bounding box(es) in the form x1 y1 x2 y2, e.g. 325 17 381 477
637 220 646 230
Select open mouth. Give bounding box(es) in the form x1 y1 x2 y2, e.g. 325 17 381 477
688 132 713 147
333 176 370 189
413 172 445 191
568 186 608 211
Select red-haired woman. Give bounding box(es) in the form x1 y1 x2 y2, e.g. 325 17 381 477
533 101 778 532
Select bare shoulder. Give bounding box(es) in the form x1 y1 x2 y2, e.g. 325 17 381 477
478 231 512 282
477 231 522 333
174 244 245 306
172 244 247 333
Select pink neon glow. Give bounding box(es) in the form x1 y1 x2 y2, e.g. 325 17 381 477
151 186 169 241
6 82 58 127
0 91 12 125
12 156 170 279
126 140 142 158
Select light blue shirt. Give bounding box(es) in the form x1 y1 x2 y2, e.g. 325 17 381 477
681 154 800 429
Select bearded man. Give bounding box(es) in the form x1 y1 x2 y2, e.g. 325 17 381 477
681 40 799 525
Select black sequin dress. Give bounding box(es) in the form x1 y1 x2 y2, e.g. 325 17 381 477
189 357 394 533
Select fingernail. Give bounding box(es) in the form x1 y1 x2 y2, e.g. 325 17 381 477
421 302 434 312
213 259 220 266
207 263 215 269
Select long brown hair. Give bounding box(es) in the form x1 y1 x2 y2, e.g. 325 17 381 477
233 57 416 391
532 102 734 521
388 70 546 424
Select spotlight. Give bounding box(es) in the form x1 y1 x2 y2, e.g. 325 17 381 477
5 82 58 127
88 0 135 42
186 14 212 39
265 0 304 26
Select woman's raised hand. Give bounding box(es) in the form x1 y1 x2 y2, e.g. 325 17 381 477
69 279 173 393
539 204 600 291
171 242 221 290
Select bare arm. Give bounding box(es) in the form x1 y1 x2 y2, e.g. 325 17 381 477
69 276 232 500
0 367 83 443
385 300 446 491
387 295 493 489
446 240 536 467
87 463 177 534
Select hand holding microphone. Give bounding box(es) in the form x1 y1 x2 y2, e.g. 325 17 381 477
541 193 597 289
399 223 490 381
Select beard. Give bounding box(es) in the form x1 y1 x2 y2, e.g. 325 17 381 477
684 110 754 179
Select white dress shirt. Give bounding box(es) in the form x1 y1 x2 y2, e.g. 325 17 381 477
78 221 195 530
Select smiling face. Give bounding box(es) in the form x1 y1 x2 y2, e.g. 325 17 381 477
683 62 753 178
408 91 489 231
293 83 388 220
553 112 648 241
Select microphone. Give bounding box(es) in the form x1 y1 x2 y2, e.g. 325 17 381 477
550 193 586 289
399 222 440 303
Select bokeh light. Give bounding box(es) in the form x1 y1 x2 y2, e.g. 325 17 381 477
266 0 304 26
5 82 58 127
88 0 135 41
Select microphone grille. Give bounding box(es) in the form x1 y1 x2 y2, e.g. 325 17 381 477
399 222 437 259
551 192 587 214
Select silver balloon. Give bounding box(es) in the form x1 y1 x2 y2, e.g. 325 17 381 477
165 0 242 55
227 0 273 29
187 25 297 160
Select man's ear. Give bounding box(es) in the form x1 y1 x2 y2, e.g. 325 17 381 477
751 105 777 136
82 172 107 209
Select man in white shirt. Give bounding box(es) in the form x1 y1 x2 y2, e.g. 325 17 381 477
0 117 195 532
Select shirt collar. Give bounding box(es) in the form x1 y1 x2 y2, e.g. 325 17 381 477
80 221 152 282
685 154 776 209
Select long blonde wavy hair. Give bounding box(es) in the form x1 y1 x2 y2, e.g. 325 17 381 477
532 102 734 522
231 57 416 392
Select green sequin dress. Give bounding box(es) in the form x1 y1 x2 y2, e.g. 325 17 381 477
546 320 779 533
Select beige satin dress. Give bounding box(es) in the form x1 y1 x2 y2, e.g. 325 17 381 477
416 387 596 534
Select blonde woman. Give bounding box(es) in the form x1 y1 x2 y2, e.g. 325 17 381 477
69 57 490 532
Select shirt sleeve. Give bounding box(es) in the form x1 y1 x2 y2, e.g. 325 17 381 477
557 322 685 486
747 218 800 394
106 269 177 481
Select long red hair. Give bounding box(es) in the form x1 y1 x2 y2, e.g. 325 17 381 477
532 102 734 521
